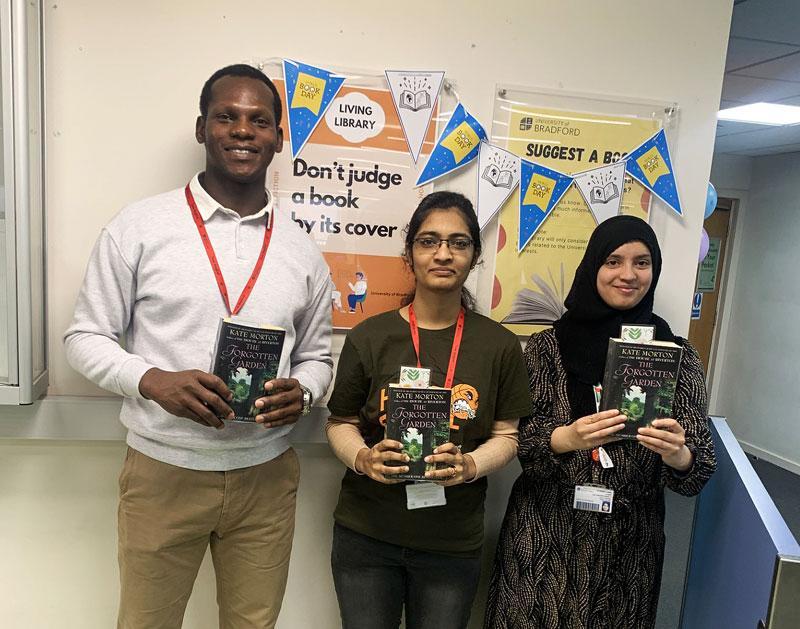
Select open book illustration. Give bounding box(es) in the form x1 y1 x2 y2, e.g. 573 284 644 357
502 262 568 324
482 164 515 189
400 89 431 112
590 180 619 204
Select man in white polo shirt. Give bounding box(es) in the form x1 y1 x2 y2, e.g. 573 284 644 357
64 64 332 628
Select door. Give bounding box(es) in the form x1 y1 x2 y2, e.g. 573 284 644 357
688 198 733 375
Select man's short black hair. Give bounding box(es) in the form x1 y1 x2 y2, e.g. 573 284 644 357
199 64 283 125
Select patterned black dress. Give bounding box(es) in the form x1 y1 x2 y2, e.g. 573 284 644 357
485 329 715 629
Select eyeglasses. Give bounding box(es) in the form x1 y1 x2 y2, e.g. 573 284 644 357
412 237 474 252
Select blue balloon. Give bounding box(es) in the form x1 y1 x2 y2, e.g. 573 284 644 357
704 182 717 219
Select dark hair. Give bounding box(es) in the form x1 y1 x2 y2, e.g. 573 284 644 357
402 191 482 310
199 64 283 125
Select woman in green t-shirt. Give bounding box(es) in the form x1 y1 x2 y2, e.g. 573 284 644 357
326 191 531 629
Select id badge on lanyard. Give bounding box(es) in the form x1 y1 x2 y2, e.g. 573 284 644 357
575 383 614 513
574 485 614 514
406 482 447 509
401 304 465 510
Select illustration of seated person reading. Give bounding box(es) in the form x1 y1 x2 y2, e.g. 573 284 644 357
348 271 368 312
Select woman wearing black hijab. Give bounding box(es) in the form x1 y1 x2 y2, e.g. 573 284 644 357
484 216 716 629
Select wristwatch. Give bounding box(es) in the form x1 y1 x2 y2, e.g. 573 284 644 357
299 384 313 416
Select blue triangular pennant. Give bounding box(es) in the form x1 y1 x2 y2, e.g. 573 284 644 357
624 129 682 215
415 103 487 187
283 59 345 159
518 160 573 252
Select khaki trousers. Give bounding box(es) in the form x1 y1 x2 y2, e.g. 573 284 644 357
117 446 300 629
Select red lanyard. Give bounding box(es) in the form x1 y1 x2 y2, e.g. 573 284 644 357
185 184 273 316
408 304 465 389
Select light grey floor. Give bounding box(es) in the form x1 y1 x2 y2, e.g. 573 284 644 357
656 491 696 629
748 455 800 542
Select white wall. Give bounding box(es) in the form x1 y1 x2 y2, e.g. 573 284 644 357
707 152 753 412
711 151 800 474
0 439 522 628
45 0 733 400
0 441 343 628
1 1 733 627
710 153 754 193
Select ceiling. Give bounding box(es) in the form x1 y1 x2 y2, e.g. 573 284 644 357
715 0 800 156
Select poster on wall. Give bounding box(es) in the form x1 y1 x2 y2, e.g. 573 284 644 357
490 89 666 336
697 236 721 292
267 69 437 330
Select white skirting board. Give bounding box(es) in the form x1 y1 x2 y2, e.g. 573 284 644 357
0 395 329 443
737 439 800 478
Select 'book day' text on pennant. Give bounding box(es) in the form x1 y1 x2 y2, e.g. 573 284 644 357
415 103 486 187
624 129 682 216
283 59 346 159
518 160 573 252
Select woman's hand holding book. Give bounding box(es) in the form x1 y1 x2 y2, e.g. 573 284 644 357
550 409 627 454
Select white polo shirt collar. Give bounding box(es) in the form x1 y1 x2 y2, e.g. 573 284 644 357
188 172 273 223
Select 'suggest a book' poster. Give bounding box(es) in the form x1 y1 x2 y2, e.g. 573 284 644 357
270 76 437 330
490 99 662 336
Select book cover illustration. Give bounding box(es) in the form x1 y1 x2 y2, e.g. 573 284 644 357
210 319 286 422
600 339 683 439
385 385 452 480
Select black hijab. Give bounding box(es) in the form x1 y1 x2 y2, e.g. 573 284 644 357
552 215 675 418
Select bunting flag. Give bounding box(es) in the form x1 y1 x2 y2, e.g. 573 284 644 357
572 161 627 225
415 103 486 187
385 70 445 163
476 141 520 230
518 160 573 252
282 59 345 159
624 129 682 215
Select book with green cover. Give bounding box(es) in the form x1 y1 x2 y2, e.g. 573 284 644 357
600 338 683 439
385 385 452 480
210 318 285 422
